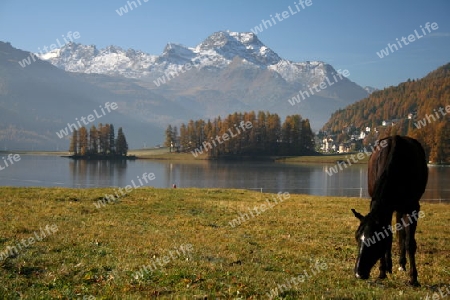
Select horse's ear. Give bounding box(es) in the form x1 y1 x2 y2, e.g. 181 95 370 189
351 209 364 220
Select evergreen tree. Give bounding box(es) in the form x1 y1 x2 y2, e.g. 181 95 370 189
164 125 173 151
109 124 115 155
281 116 292 155
100 124 110 155
301 119 315 153
97 123 104 154
116 127 128 156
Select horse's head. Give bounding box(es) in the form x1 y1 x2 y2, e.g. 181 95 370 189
351 208 387 279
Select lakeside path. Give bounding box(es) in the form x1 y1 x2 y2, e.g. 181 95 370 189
0 187 448 299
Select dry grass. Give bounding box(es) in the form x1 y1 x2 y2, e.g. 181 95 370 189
129 148 208 160
276 153 371 164
0 187 448 299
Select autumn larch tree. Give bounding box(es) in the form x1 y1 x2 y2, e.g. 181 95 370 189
78 127 88 156
69 130 78 155
89 125 98 154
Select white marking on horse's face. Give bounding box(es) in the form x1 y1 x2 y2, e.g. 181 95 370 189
360 234 365 242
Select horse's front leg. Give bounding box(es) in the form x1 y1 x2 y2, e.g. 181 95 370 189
378 232 392 279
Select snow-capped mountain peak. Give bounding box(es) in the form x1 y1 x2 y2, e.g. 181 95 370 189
37 30 341 85
363 86 379 94
195 31 281 66
159 42 195 64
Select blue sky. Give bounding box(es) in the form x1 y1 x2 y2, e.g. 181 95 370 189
0 0 449 89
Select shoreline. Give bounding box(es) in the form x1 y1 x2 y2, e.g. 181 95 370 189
0 186 446 203
63 154 137 160
3 150 449 165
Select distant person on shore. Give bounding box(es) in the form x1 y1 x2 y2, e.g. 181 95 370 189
172 183 177 188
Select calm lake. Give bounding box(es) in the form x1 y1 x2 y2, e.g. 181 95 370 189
1 155 449 201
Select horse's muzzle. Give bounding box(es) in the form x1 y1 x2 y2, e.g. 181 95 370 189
355 272 369 279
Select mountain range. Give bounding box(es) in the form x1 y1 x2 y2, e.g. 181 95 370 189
1 31 371 150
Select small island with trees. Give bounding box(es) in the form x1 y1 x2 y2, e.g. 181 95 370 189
66 123 134 160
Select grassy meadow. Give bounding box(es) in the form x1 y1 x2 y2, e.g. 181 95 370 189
0 187 449 299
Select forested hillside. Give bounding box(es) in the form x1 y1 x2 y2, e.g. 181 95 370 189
165 111 315 158
322 63 450 163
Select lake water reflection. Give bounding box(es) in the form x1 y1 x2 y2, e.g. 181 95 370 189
0 155 448 201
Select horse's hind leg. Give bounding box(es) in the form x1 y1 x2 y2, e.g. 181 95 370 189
397 212 407 272
405 212 420 286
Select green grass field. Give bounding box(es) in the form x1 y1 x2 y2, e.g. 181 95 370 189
0 187 448 299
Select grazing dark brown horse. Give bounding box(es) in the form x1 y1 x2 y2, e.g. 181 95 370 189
351 135 428 286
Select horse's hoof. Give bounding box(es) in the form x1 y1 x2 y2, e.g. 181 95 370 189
378 273 387 280
409 280 420 287
398 266 406 272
